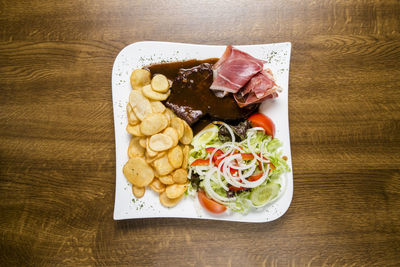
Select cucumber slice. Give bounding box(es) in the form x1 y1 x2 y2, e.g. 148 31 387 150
250 183 281 206
192 125 218 146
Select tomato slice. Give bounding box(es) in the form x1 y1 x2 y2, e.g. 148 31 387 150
228 186 245 191
190 159 210 166
205 147 224 162
198 191 226 214
248 113 275 138
248 172 263 181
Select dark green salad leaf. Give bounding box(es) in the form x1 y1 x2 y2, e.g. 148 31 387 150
218 120 252 142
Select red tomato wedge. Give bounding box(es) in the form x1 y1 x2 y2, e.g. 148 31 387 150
248 113 275 138
198 191 226 214
190 159 210 166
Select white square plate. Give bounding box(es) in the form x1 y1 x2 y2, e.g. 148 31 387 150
112 41 293 222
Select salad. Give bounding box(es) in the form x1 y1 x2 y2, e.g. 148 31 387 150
187 113 290 214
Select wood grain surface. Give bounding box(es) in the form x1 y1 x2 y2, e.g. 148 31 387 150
1 0 399 266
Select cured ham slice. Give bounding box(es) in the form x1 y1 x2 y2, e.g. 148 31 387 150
210 45 264 97
234 69 281 108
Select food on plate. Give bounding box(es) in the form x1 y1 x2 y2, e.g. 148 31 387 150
149 133 174 151
132 185 145 198
123 71 192 208
165 183 187 199
151 74 170 93
130 69 151 89
159 191 184 208
234 69 280 107
210 45 281 107
149 178 166 193
187 115 290 214
142 84 171 101
210 45 264 96
124 45 289 213
128 136 145 158
248 112 276 138
123 157 154 187
147 61 258 126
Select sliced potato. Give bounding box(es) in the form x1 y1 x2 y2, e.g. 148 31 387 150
168 145 183 169
130 69 151 90
165 184 187 199
128 136 145 158
149 178 166 193
139 137 147 148
153 154 174 176
140 113 168 136
179 120 193 145
149 133 173 152
170 117 184 139
163 127 179 147
151 74 170 93
132 185 145 198
127 103 140 125
123 157 154 187
172 168 188 184
129 90 153 120
159 191 183 208
181 145 189 169
164 108 176 121
158 175 174 185
142 84 171 101
146 138 159 157
151 101 166 113
126 124 144 137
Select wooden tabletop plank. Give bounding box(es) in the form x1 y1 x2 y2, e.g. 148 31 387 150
1 0 399 266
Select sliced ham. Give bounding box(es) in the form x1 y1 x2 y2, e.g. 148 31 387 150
210 45 264 97
234 69 281 108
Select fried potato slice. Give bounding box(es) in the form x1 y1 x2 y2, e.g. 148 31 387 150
163 108 175 125
128 136 145 158
180 120 193 145
146 138 159 157
149 133 173 152
139 137 147 148
158 175 174 185
123 157 154 187
151 74 170 93
126 124 144 137
181 145 190 169
127 103 140 126
129 90 153 120
151 101 166 113
146 150 166 164
149 178 166 193
153 154 174 176
159 191 183 208
168 145 183 169
142 84 171 101
172 168 188 184
170 117 184 139
163 127 179 147
132 185 145 198
130 69 151 90
140 113 168 136
165 184 187 199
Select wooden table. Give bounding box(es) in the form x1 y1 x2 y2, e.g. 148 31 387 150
1 0 399 266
